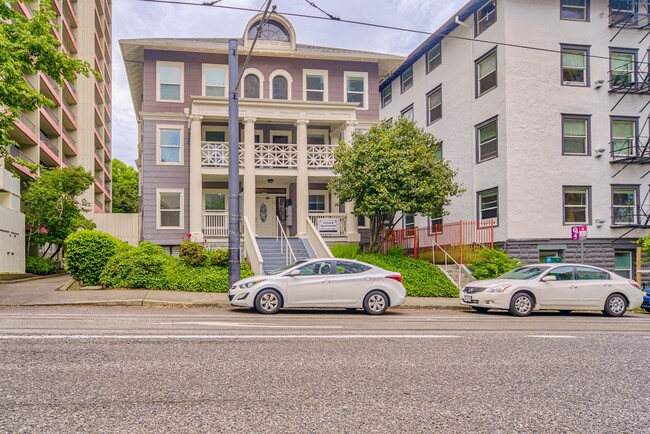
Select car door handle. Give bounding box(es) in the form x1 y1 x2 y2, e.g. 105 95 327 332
604 283 612 287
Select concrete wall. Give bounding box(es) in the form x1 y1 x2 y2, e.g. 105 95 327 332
0 206 25 273
92 213 139 246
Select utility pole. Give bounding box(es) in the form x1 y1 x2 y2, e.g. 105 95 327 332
228 39 240 287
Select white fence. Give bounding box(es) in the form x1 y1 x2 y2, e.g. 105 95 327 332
92 213 139 246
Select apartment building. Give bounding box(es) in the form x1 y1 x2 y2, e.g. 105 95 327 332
0 0 113 272
120 13 402 272
380 0 650 277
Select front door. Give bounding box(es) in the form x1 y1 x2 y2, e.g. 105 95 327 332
255 195 275 236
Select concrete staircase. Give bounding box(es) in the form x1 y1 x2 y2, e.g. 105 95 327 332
256 237 314 274
437 263 476 289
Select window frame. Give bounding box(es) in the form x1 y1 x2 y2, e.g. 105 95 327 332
614 250 633 279
344 71 369 110
269 69 293 100
308 194 326 213
560 44 590 87
477 187 499 226
156 188 184 230
610 116 639 158
475 48 498 97
400 66 414 93
611 184 639 225
303 69 328 102
562 114 591 156
426 85 443 125
560 0 590 21
201 64 228 98
426 42 442 74
476 116 498 163
156 61 184 103
203 190 227 212
380 84 392 108
562 185 591 225
156 124 184 166
475 0 497 36
242 68 264 99
400 104 414 121
609 47 638 88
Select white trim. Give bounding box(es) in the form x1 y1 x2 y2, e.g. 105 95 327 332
156 124 184 166
201 64 228 97
303 69 328 102
269 69 293 100
203 189 228 212
242 68 265 99
202 125 228 142
308 190 329 213
307 130 329 145
343 71 369 110
156 188 185 230
270 129 293 144
156 61 184 103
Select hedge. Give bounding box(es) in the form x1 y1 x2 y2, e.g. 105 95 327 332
26 256 57 275
65 230 128 285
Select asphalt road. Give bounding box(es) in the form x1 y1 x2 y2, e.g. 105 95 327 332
1 307 648 433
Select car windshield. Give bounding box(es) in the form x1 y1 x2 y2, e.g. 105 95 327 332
267 261 309 275
499 266 551 280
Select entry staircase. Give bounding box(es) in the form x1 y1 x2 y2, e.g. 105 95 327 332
256 237 315 274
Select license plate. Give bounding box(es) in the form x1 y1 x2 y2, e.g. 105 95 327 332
463 295 473 302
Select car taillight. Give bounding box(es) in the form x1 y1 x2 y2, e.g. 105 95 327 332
386 275 403 283
628 280 641 290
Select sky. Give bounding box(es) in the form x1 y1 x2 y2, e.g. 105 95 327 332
111 0 467 167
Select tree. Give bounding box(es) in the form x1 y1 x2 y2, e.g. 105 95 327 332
0 1 97 160
23 166 95 258
329 117 464 252
112 159 139 213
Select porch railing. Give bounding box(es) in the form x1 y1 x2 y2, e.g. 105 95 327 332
255 143 297 168
309 213 347 237
276 216 296 266
307 143 336 168
203 212 228 237
201 142 319 169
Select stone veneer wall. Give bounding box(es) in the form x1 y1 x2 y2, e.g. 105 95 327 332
504 240 616 271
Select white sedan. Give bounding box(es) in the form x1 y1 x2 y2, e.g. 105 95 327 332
460 264 644 317
229 258 406 314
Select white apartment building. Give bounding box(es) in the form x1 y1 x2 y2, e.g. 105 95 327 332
380 0 650 277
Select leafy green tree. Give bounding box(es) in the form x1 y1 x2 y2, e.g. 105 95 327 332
0 1 97 159
112 159 139 213
23 167 95 257
329 117 463 252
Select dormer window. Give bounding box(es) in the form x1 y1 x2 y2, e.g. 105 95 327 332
248 20 290 42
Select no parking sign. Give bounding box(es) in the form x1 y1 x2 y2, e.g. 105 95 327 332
571 225 587 241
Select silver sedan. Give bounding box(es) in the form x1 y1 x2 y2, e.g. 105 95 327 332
229 258 406 314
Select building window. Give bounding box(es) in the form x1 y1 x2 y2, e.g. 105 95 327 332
248 19 290 42
476 117 498 162
611 118 637 157
304 70 327 102
381 85 392 108
610 49 636 87
427 86 442 125
401 66 413 93
157 61 183 102
357 215 368 228
205 193 226 212
400 104 414 121
614 251 632 278
308 195 325 213
476 49 497 97
158 189 183 229
272 75 288 100
563 186 590 224
475 1 497 36
202 65 226 97
244 74 260 98
562 115 590 155
426 42 442 73
561 0 589 21
609 0 636 25
403 214 415 229
612 186 638 224
428 215 443 234
157 126 183 164
561 45 589 86
344 72 368 109
477 188 498 224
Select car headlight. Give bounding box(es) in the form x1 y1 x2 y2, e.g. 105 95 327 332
239 279 265 289
485 284 511 293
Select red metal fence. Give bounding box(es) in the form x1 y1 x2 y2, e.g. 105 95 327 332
382 220 494 263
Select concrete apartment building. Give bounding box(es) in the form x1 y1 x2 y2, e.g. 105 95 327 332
0 0 113 272
120 13 402 273
380 0 650 277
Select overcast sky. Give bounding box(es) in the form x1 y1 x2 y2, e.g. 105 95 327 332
111 0 467 166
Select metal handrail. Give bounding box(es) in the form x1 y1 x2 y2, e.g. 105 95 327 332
276 216 296 266
434 241 463 289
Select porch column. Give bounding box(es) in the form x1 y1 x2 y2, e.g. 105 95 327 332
189 114 203 240
343 121 359 240
243 117 257 235
296 119 310 236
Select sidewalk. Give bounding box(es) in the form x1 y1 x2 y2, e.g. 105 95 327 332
0 274 468 311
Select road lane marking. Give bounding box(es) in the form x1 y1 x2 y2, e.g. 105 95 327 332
0 334 462 340
168 321 344 329
526 335 577 339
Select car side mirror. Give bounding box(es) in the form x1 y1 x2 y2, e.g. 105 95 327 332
541 275 557 282
289 269 300 277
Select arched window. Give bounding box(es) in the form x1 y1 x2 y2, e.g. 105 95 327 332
247 20 290 42
244 74 260 98
272 76 288 100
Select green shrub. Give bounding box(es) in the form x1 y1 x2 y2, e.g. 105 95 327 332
100 242 172 290
330 243 361 259
469 248 523 280
207 249 229 266
65 230 129 285
26 256 58 275
387 245 405 257
180 241 207 266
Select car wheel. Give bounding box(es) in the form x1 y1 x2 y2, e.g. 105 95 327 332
254 289 281 314
363 290 388 315
509 292 533 317
603 293 627 317
558 310 572 315
472 307 489 313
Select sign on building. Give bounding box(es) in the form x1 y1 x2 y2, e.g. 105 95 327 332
570 225 587 241
318 219 339 233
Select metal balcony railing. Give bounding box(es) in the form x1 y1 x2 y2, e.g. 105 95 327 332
40 132 59 156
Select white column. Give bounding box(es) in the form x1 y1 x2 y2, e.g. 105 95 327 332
344 121 359 241
243 117 257 235
189 114 204 240
296 119 309 236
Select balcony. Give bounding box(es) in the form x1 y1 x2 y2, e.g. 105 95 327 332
61 130 77 156
309 214 347 237
307 144 336 168
62 16 78 54
63 79 77 104
9 146 37 180
609 2 650 28
610 209 650 228
95 198 104 211
40 132 59 157
201 142 243 168
39 73 62 106
63 0 78 28
11 113 38 145
62 99 77 130
203 212 228 237
39 107 61 136
200 142 337 169
609 137 650 163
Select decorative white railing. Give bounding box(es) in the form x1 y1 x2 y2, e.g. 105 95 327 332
307 144 336 168
203 212 228 237
309 213 347 237
276 216 296 266
255 143 297 168
244 216 264 275
201 142 243 167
